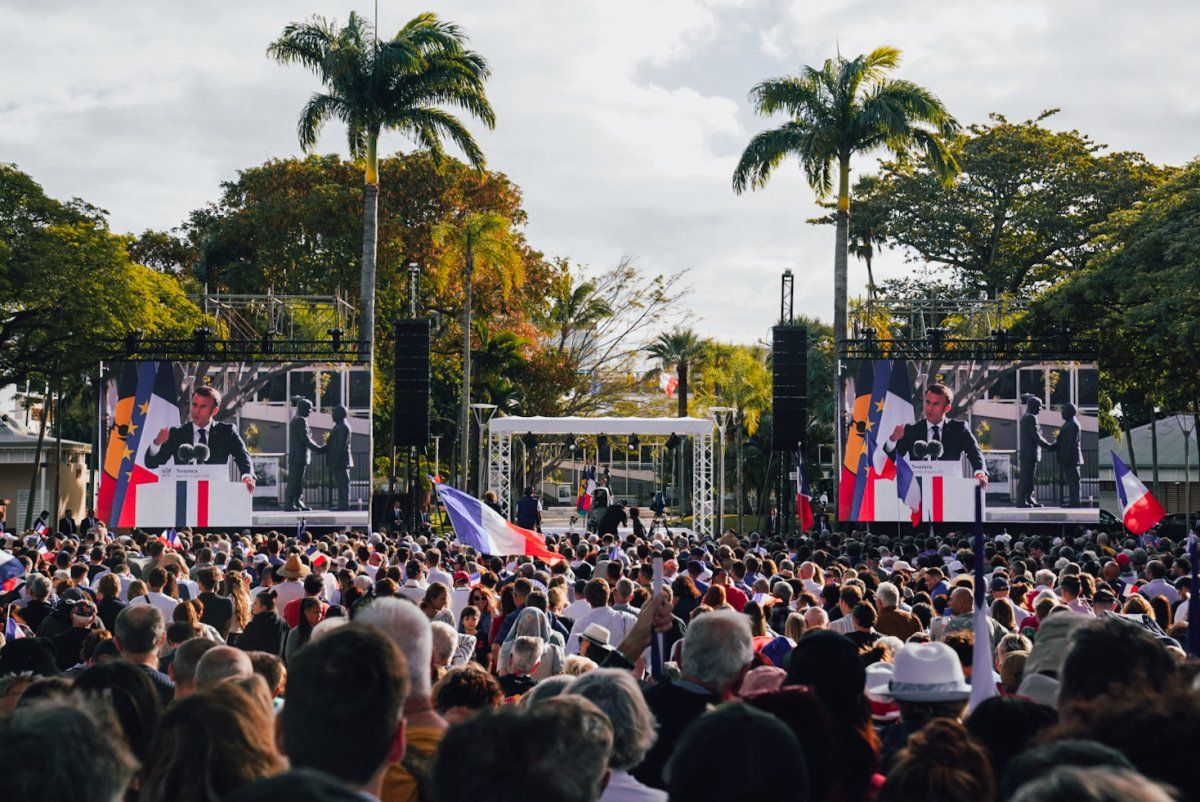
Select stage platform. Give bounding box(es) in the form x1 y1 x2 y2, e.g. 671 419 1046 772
251 509 370 529
985 506 1100 524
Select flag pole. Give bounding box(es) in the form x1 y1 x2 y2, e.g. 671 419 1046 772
968 482 996 711
1188 525 1199 657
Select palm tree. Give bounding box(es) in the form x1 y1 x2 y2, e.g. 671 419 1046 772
269 11 495 354
646 328 706 418
732 46 959 345
431 212 524 490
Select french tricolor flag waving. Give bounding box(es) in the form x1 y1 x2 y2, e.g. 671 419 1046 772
0 549 26 593
306 544 328 570
434 479 564 565
1113 452 1165 535
158 527 181 548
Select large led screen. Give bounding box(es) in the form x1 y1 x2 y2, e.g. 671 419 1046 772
838 358 1099 524
98 361 372 529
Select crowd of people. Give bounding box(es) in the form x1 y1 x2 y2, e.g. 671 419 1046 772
2 512 1199 802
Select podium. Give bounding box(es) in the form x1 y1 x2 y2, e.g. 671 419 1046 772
136 464 253 528
871 459 983 523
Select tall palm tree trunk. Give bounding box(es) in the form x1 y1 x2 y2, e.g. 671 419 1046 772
460 236 474 492
832 157 850 521
677 361 688 418
360 135 380 353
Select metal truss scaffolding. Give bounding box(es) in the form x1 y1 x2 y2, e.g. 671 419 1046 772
485 416 716 538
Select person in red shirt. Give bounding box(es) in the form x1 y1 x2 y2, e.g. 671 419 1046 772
711 569 748 612
282 574 328 628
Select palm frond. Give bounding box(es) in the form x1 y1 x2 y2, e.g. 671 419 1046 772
732 121 818 194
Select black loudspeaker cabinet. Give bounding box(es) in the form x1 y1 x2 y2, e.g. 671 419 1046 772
393 319 430 447
772 325 808 451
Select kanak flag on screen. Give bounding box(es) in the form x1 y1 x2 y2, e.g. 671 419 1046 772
1113 452 1165 535
796 450 814 531
100 362 179 527
433 479 565 565
576 466 597 516
840 361 876 519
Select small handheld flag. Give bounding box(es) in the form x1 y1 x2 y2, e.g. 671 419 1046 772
158 527 181 548
1112 452 1166 535
5 608 25 641
968 485 997 712
33 520 49 537
306 544 328 570
0 550 26 593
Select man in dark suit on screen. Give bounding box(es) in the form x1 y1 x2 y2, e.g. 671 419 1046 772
1053 402 1084 507
144 385 256 492
325 404 353 511
884 383 989 487
1016 395 1055 506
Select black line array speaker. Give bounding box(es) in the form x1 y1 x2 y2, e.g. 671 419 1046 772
772 325 808 451
393 319 430 448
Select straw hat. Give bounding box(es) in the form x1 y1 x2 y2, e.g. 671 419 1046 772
278 553 311 579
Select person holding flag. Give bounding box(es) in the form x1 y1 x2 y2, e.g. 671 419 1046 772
796 450 814 532
1112 452 1166 535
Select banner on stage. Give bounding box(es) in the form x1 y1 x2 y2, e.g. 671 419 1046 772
98 360 372 529
837 358 1099 524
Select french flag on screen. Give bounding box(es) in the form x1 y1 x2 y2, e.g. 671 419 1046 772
434 479 564 565
1113 452 1165 535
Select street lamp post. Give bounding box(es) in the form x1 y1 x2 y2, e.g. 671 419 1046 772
1152 406 1161 499
470 403 498 498
710 407 734 533
1177 414 1197 536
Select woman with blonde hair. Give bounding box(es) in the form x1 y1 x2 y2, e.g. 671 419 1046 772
419 582 455 626
223 570 252 644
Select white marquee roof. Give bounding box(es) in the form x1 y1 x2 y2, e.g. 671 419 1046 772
488 416 713 436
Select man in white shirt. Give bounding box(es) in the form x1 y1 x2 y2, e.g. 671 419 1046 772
566 578 637 655
798 562 823 596
829 585 863 635
425 548 453 589
127 566 178 619
398 559 428 603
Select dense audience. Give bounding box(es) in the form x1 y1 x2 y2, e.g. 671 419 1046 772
2 512 1198 802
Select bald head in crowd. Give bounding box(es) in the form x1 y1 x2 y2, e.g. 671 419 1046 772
195 645 254 689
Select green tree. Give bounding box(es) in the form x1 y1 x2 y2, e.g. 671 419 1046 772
861 111 1168 299
269 11 495 351
0 164 203 386
1029 160 1200 451
645 328 706 418
733 46 959 345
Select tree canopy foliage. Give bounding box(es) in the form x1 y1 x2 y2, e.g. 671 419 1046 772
850 111 1168 299
0 164 203 386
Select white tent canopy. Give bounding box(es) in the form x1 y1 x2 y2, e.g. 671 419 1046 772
484 415 715 538
488 416 713 436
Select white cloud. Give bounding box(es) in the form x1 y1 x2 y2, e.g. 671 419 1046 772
1 0 1197 344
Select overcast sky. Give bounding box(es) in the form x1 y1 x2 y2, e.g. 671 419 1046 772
3 1 1197 343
